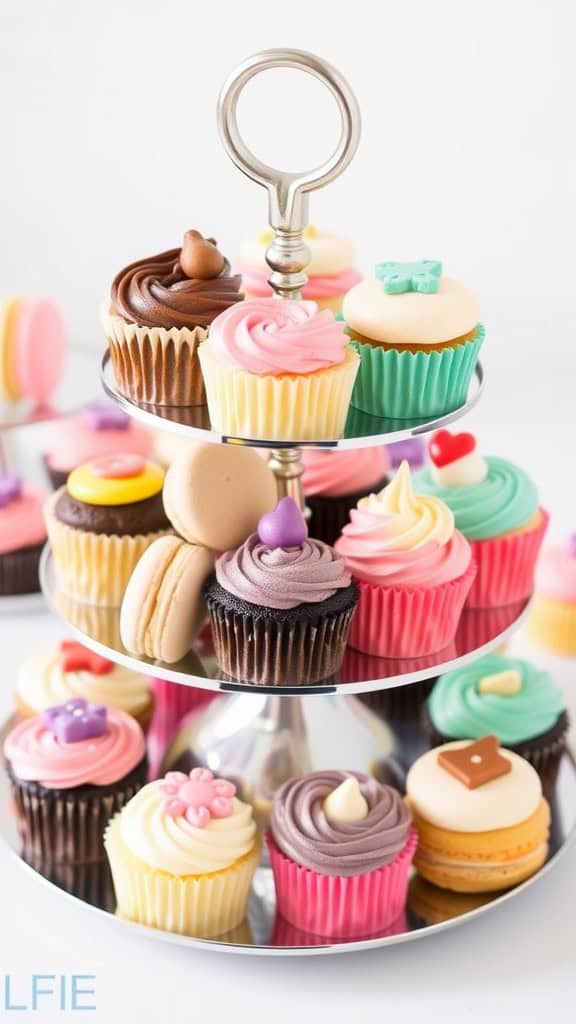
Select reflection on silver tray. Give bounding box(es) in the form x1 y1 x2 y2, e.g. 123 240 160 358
101 351 484 449
41 545 532 695
2 712 574 957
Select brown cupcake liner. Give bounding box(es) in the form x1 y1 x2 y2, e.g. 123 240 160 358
103 308 207 407
207 599 356 686
421 704 569 794
6 758 147 864
306 477 389 547
0 542 44 596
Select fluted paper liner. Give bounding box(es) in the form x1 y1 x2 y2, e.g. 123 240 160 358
267 830 417 939
466 508 549 608
7 761 147 864
103 308 207 407
348 561 477 659
198 344 359 441
526 595 576 656
105 816 259 939
349 326 484 420
206 598 356 686
0 542 43 595
45 490 172 607
270 909 408 947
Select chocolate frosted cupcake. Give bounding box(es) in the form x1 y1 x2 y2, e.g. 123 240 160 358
45 454 172 606
423 654 568 790
268 770 417 937
103 230 243 406
4 701 147 864
206 497 358 685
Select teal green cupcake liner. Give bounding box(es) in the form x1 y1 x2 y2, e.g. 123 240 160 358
348 325 485 420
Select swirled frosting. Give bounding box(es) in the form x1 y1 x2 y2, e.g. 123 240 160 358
270 770 412 876
429 654 565 745
416 457 539 540
4 708 145 789
536 542 576 602
302 448 390 498
111 239 243 329
17 646 152 718
205 299 349 375
216 532 351 610
335 461 472 587
116 780 257 875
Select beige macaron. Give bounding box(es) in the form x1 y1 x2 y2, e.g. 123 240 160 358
163 442 277 550
120 536 214 664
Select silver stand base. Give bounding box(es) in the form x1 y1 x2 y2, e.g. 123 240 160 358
163 694 399 823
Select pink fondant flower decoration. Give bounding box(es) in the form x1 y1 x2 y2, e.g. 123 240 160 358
159 767 236 827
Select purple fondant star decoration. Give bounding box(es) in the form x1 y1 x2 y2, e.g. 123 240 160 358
0 472 22 508
42 698 108 743
82 402 130 431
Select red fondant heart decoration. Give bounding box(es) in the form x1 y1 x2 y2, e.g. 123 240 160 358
429 430 476 468
60 641 114 676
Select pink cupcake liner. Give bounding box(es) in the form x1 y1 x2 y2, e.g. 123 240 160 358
270 908 408 947
455 602 527 653
347 561 477 659
267 830 418 939
466 509 549 608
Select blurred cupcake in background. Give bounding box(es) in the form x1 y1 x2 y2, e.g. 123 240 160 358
16 640 154 731
238 225 362 314
416 430 548 607
0 472 48 596
302 447 390 545
386 436 426 472
43 403 152 489
526 534 576 655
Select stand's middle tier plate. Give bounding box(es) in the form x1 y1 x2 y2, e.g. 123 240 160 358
41 547 531 696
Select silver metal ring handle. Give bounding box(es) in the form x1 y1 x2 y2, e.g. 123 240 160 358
217 48 361 298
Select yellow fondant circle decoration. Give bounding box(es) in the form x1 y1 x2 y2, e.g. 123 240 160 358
67 456 164 506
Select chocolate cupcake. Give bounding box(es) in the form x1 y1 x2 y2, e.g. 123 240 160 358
4 701 147 864
44 454 172 606
422 654 569 791
103 230 243 406
302 447 390 546
206 497 358 685
0 473 48 596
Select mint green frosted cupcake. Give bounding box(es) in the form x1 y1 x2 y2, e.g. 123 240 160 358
342 260 484 420
423 653 568 790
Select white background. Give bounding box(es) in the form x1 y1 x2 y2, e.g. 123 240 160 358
1 0 576 1020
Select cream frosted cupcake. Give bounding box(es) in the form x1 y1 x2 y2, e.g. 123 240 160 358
335 461 475 657
237 225 362 314
104 231 243 406
16 641 154 730
343 260 484 420
105 767 259 938
198 299 359 441
527 536 576 655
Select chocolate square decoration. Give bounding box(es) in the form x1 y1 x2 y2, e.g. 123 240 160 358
438 736 512 790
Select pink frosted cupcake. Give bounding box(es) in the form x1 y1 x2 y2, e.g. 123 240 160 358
0 473 48 595
335 461 476 657
416 430 548 607
268 770 416 938
43 403 152 489
237 225 362 314
302 447 390 546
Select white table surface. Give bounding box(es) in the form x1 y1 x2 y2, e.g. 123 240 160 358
1 349 575 1023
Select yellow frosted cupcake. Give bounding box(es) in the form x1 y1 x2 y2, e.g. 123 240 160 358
198 298 359 441
105 767 259 938
527 535 576 655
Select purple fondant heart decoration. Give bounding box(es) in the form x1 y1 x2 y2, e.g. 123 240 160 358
82 402 130 431
258 497 308 549
42 698 108 743
0 472 22 508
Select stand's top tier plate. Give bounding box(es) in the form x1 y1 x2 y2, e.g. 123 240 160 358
101 351 484 449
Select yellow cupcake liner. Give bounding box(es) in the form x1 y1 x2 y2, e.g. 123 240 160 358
526 595 576 655
198 343 359 441
102 307 207 407
105 815 260 939
45 490 172 607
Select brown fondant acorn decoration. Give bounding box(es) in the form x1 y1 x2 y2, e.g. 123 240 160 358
438 736 512 790
180 230 225 279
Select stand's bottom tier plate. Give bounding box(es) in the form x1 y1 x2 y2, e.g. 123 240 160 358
2 705 575 957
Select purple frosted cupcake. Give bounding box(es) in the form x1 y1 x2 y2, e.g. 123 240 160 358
205 498 358 685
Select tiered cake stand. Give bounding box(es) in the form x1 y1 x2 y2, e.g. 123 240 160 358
5 49 575 955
